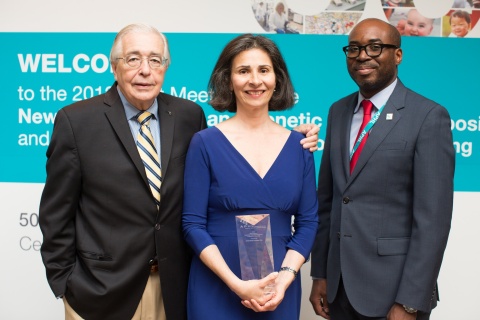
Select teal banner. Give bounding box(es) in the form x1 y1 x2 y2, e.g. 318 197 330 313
1 33 478 190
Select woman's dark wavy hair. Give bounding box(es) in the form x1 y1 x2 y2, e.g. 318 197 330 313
208 34 295 112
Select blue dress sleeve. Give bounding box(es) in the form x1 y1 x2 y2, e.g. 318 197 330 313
182 133 215 256
287 147 319 260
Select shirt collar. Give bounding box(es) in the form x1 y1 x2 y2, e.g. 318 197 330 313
354 78 397 113
117 86 159 121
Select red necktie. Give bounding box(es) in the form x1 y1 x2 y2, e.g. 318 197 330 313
350 100 373 174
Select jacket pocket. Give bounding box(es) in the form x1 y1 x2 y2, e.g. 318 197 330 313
78 250 113 261
375 140 407 151
377 237 410 256
78 250 113 271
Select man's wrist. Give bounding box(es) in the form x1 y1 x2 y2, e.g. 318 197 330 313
402 304 418 314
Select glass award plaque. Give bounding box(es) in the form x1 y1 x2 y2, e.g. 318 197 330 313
235 214 274 281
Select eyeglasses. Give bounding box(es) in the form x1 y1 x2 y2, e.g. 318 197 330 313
116 54 168 69
342 44 399 58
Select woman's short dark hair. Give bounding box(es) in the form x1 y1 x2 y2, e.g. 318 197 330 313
208 34 295 112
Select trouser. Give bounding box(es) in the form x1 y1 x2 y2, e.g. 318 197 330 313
64 272 166 320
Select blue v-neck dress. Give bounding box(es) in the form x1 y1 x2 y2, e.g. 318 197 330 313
182 126 318 320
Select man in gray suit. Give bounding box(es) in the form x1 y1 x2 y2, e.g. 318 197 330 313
309 18 455 320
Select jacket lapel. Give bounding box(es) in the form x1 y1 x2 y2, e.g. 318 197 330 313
348 81 406 183
157 94 175 179
341 94 357 179
103 84 149 185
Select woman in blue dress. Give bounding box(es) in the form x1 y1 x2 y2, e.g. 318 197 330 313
182 34 318 320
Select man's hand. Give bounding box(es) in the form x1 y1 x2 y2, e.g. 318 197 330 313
387 303 417 320
310 278 330 319
293 124 320 152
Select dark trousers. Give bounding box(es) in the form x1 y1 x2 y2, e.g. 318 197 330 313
329 278 431 320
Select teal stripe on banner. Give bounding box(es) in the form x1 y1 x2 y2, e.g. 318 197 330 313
0 33 478 191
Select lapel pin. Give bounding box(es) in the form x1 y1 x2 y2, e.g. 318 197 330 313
386 113 393 120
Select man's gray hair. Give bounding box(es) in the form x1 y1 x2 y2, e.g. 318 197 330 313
110 23 171 68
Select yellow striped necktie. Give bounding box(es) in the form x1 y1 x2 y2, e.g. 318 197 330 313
135 111 161 208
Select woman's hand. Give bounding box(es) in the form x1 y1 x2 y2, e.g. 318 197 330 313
233 272 278 306
241 266 296 312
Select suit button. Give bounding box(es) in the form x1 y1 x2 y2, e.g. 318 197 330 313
337 232 341 239
148 258 156 266
155 223 161 230
343 197 350 204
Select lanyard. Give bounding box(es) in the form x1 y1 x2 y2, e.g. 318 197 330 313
349 104 385 160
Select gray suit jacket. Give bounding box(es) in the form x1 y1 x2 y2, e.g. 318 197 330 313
40 83 207 320
311 80 455 316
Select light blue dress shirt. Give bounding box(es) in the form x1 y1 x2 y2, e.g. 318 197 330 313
349 79 397 151
118 88 162 168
